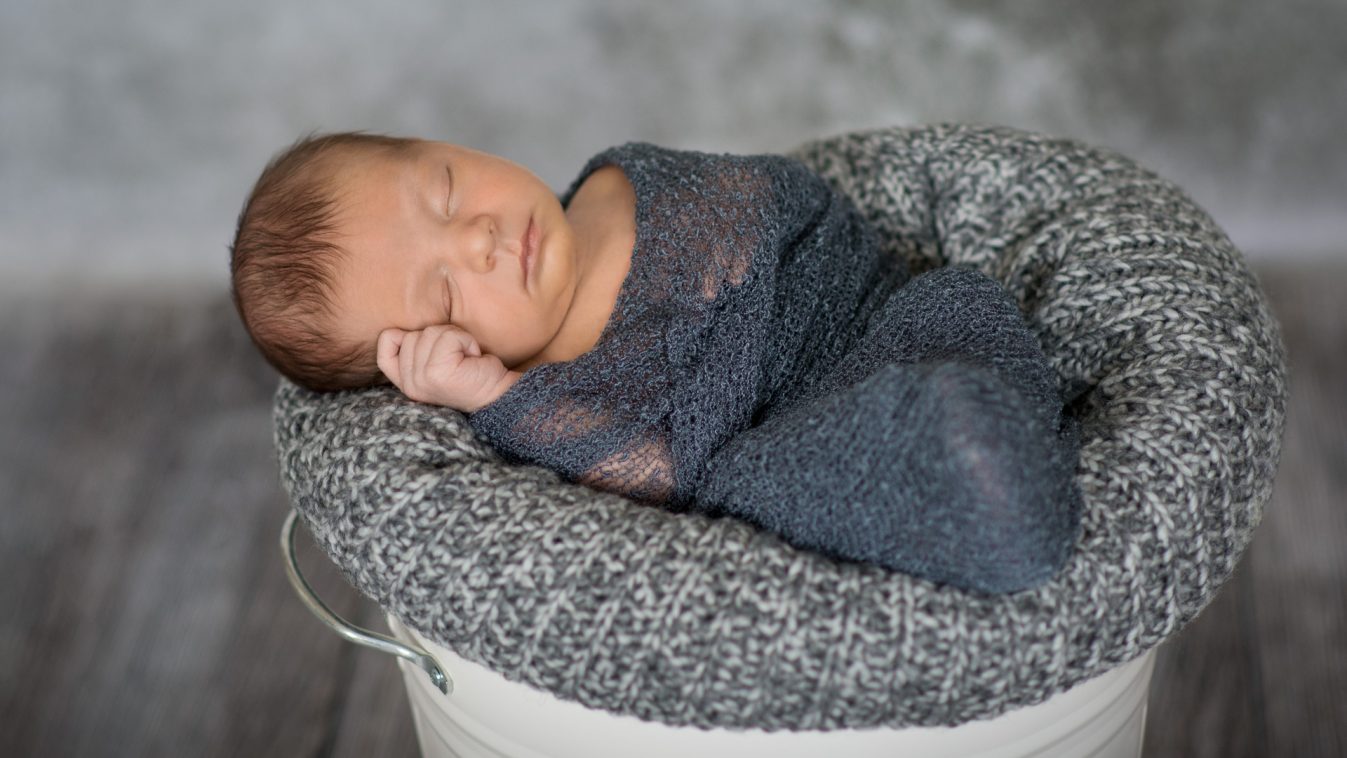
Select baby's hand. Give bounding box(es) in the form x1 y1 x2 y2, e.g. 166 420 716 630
377 325 521 413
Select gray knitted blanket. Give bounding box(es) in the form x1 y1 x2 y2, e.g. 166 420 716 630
274 124 1287 729
466 142 1083 593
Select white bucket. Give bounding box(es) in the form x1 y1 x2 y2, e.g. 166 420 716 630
386 615 1155 758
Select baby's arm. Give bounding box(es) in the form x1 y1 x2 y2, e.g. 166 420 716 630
377 325 521 413
578 436 676 504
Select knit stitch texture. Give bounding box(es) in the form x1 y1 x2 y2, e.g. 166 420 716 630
273 124 1287 729
465 142 1083 593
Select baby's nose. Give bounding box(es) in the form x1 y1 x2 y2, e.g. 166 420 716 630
455 215 498 270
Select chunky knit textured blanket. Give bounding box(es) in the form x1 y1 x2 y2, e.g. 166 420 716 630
273 124 1287 729
466 143 1082 593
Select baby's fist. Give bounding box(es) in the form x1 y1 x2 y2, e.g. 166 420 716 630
377 325 519 412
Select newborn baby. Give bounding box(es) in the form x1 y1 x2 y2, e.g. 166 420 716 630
232 132 1082 593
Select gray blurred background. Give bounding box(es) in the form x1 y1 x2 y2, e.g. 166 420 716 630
4 2 1346 756
2 0 1344 295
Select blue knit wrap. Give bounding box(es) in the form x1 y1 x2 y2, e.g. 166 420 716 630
465 143 1081 592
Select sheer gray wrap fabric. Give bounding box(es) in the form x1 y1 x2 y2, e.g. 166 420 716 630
464 144 904 507
463 142 1083 593
273 124 1287 729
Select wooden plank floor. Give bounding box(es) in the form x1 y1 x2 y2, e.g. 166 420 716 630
1 261 1343 757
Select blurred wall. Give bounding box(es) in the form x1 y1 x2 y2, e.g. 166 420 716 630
2 0 1343 294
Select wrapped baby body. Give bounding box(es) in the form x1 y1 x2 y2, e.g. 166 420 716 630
467 143 1081 594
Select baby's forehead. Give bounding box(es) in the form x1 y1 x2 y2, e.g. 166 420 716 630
326 150 414 212
328 143 413 178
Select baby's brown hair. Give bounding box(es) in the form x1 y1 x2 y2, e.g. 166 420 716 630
230 131 419 392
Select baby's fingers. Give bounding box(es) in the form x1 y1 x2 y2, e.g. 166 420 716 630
377 328 407 387
398 329 424 390
414 325 458 376
417 325 480 370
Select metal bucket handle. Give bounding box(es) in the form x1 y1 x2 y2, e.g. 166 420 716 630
280 509 453 695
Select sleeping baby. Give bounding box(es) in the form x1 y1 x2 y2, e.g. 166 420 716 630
231 131 1083 594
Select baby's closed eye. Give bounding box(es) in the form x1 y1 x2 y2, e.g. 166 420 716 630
441 273 455 322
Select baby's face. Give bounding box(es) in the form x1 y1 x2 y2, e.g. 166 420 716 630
326 140 581 370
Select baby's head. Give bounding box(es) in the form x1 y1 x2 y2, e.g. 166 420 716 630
231 131 579 392
230 132 415 391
